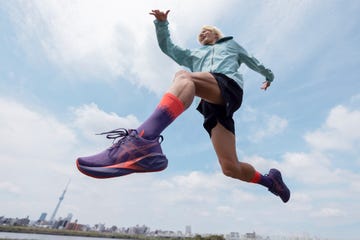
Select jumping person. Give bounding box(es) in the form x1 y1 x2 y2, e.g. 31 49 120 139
76 10 290 203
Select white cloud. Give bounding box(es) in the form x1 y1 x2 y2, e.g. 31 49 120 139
216 205 234 215
273 104 360 188
282 152 334 185
311 207 346 218
239 106 288 143
0 98 76 162
251 114 288 142
156 171 233 206
287 192 312 212
242 155 280 173
71 103 140 140
6 0 239 94
172 171 225 191
305 105 360 151
0 181 21 195
230 188 257 202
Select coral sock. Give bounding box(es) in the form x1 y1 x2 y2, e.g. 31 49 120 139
137 93 184 139
250 171 273 188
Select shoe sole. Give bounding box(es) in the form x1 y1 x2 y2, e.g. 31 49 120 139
269 169 291 203
76 153 168 179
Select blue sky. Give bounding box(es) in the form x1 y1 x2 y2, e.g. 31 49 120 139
0 0 359 239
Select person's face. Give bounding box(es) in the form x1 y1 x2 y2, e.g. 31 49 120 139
199 29 218 45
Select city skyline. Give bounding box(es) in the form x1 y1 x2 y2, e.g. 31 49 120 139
0 214 327 240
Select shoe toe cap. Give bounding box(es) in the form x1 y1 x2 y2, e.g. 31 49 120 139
76 152 109 167
76 156 95 167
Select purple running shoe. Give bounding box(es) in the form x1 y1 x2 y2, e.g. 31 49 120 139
76 128 168 179
266 168 291 203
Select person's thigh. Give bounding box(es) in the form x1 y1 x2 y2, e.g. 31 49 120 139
190 72 225 105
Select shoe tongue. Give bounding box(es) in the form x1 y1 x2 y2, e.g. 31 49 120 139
128 129 138 136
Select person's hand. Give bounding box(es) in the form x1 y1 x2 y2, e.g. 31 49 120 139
149 9 170 22
261 81 271 91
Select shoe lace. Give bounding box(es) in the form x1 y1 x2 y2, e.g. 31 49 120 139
96 128 132 149
96 128 164 148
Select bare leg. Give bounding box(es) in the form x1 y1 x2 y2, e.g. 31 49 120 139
166 70 255 181
211 125 291 202
211 122 256 182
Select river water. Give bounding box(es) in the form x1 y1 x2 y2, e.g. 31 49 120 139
0 231 127 240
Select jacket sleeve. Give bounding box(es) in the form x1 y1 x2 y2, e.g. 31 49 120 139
238 47 274 82
154 20 193 69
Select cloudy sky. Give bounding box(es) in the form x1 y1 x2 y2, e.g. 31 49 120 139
1 0 359 239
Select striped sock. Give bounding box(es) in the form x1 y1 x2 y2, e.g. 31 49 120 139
137 93 184 139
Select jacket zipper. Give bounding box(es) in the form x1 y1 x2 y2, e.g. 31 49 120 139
210 46 215 72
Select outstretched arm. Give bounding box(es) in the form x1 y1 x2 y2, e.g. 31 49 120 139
149 9 193 69
239 51 274 91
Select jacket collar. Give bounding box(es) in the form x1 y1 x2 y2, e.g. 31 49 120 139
216 36 233 44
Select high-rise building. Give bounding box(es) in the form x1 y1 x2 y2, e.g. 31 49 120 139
65 213 73 222
49 180 70 222
38 212 47 222
185 225 192 236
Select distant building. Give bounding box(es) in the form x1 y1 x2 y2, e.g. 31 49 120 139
244 232 256 239
38 213 47 222
66 220 85 231
10 216 30 226
185 225 192 236
226 232 240 240
65 213 73 222
52 218 68 229
93 223 106 232
128 224 150 235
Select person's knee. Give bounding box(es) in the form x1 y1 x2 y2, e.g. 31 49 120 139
173 70 194 89
174 70 190 79
219 159 238 178
219 158 255 182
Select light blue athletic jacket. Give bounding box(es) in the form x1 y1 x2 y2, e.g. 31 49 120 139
154 20 274 89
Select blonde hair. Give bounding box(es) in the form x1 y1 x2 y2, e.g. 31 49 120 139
198 25 224 43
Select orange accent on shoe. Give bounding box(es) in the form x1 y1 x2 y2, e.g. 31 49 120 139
139 129 145 137
104 152 163 171
250 171 262 183
158 93 185 118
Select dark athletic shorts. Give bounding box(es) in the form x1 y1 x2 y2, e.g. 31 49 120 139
196 73 243 137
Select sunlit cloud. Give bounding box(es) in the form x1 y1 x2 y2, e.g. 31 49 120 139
305 105 360 151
